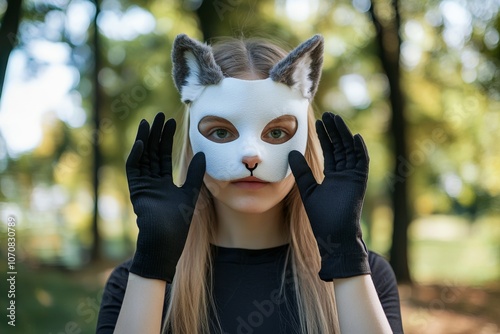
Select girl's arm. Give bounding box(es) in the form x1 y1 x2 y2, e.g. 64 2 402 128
289 113 398 333
334 275 392 333
114 274 166 333
101 113 205 333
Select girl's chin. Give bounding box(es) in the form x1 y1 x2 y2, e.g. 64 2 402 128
223 199 277 214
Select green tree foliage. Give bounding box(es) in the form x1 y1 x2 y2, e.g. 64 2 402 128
0 0 498 281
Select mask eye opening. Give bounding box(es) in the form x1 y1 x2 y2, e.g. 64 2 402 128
198 115 239 143
261 115 298 145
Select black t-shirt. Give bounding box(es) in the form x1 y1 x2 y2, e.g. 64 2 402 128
97 245 404 333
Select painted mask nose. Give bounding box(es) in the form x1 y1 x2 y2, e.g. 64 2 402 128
242 156 261 175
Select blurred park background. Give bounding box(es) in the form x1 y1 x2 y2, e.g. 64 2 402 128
0 0 499 333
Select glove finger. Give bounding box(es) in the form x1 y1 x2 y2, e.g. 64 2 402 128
316 120 336 173
333 115 356 169
135 119 150 143
182 152 206 199
354 134 369 173
323 113 346 170
289 150 318 197
126 140 144 179
160 118 176 177
148 112 165 176
134 120 151 176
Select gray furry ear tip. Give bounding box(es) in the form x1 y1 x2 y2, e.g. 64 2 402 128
173 33 192 45
174 33 186 41
171 34 224 104
310 34 324 43
270 34 324 100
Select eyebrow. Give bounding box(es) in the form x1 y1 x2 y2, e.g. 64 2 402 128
268 115 296 122
199 116 230 124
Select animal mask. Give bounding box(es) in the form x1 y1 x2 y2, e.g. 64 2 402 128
172 34 323 182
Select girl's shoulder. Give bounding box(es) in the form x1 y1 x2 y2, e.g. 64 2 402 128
105 258 133 287
367 251 404 334
368 251 396 279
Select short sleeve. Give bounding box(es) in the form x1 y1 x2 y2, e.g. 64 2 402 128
96 259 171 333
368 251 404 334
96 259 133 333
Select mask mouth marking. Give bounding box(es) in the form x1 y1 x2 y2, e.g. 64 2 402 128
245 163 258 176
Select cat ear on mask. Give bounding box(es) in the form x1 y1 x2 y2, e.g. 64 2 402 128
171 34 224 104
270 34 324 100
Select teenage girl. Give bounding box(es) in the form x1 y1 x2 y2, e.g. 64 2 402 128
97 34 403 334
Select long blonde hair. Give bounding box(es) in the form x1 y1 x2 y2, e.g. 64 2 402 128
163 37 339 334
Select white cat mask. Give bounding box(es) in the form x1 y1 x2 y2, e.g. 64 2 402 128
172 34 324 182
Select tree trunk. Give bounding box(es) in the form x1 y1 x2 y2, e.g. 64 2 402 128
195 0 221 40
0 0 23 100
369 0 412 282
90 0 102 262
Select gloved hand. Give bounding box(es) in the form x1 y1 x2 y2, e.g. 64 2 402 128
289 112 370 281
126 112 205 282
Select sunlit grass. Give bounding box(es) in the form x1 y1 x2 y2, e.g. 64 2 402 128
410 239 500 284
409 214 500 285
368 214 500 285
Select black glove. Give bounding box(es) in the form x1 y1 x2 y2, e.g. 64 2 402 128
126 112 205 282
289 113 370 281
